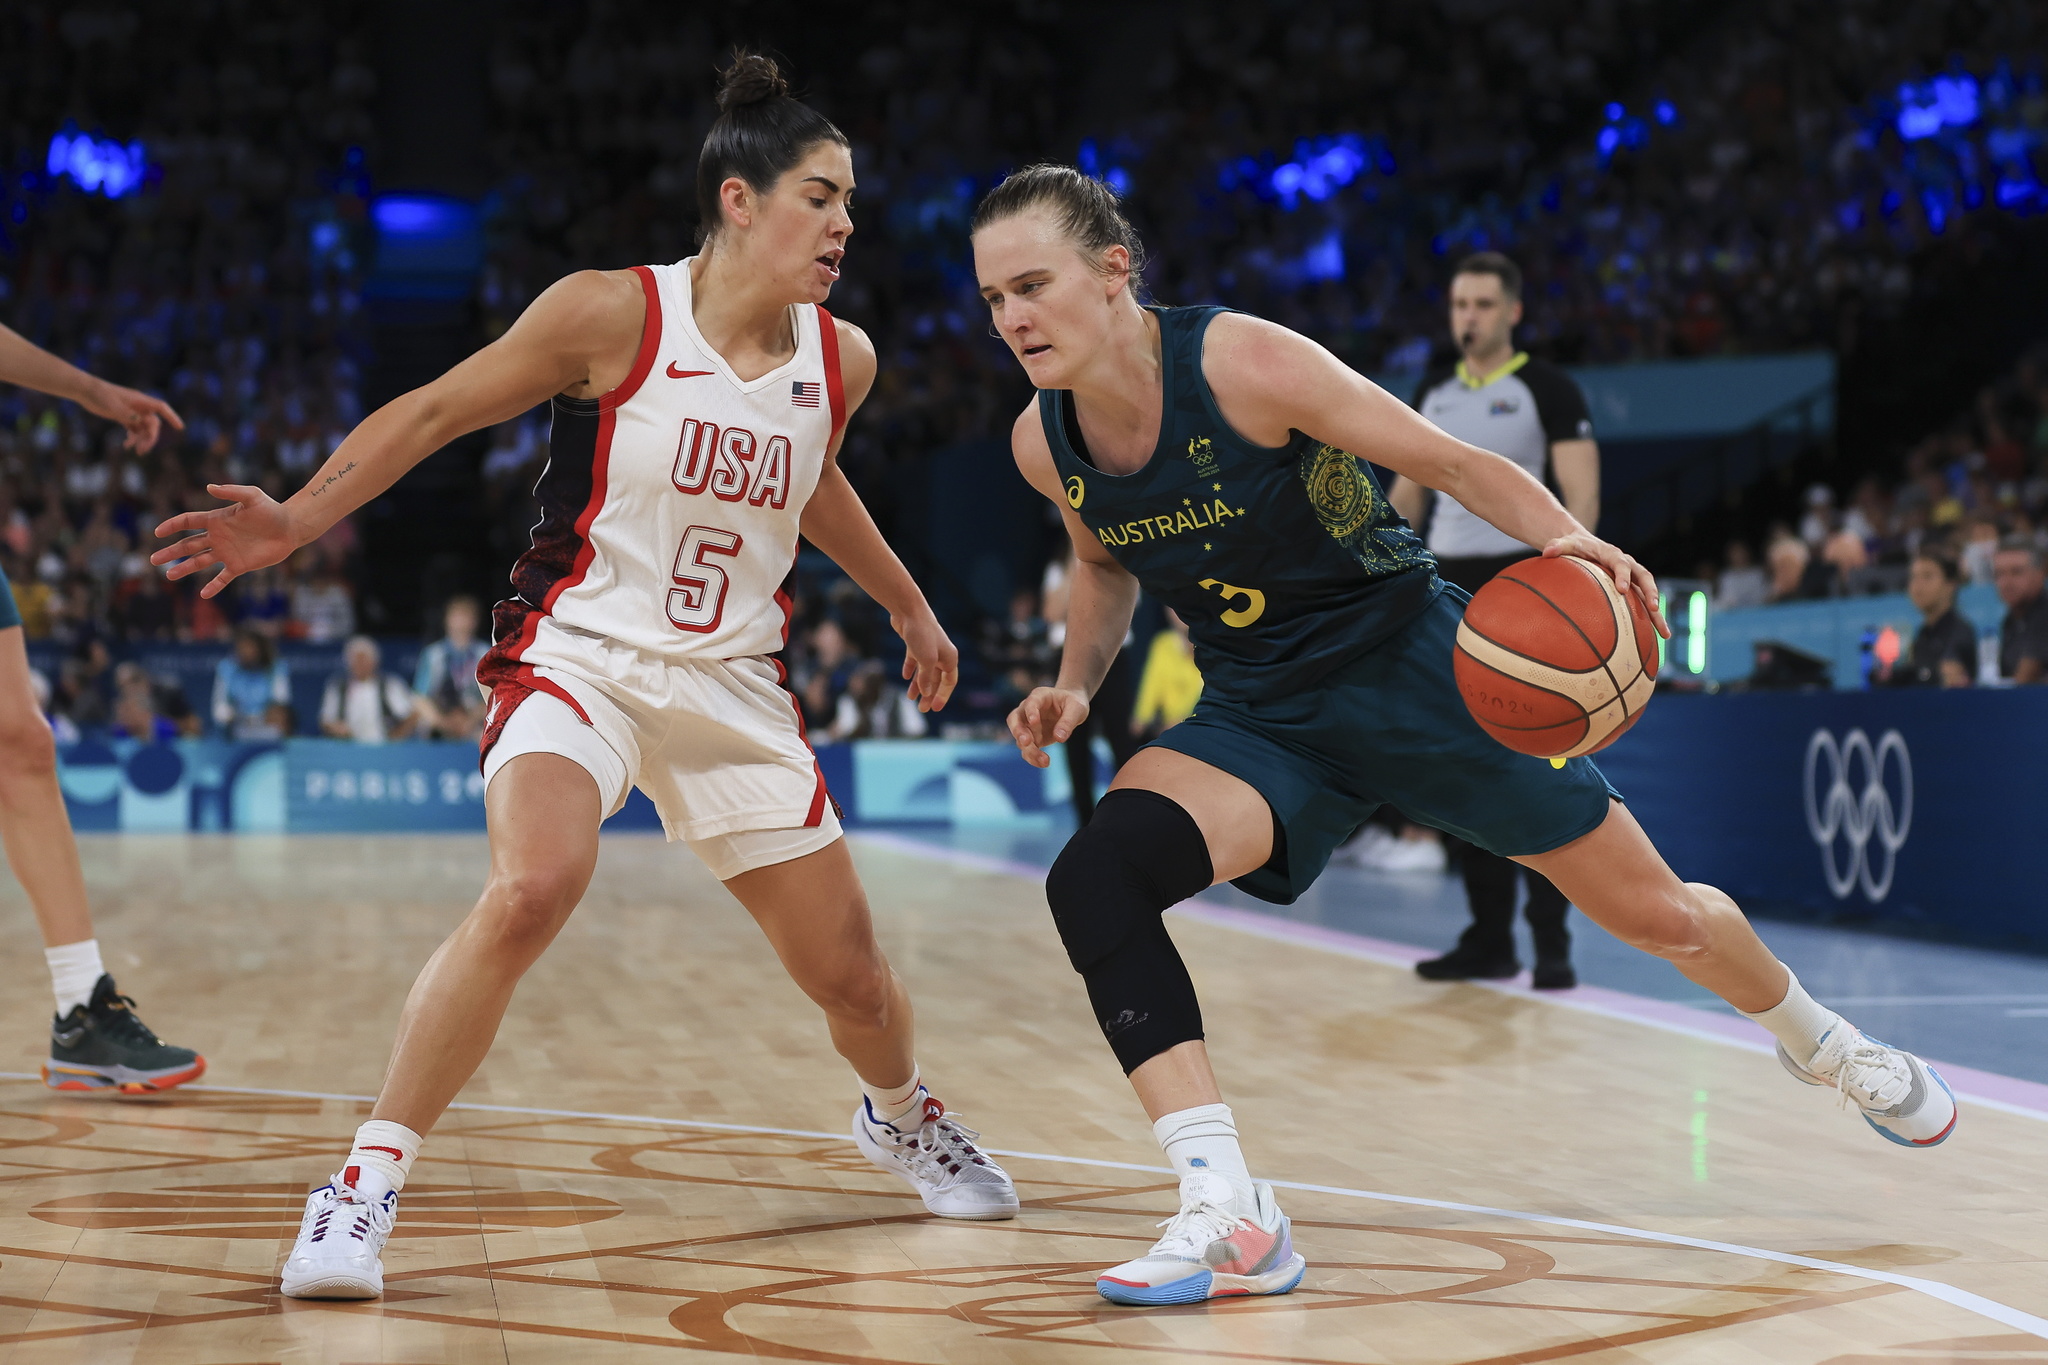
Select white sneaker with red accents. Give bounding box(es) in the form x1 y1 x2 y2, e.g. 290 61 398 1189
852 1090 1019 1220
279 1175 397 1299
1777 1021 1957 1147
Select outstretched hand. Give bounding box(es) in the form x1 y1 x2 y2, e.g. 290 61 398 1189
1007 686 1091 769
150 484 299 598
894 609 960 713
81 378 184 454
1541 532 1670 638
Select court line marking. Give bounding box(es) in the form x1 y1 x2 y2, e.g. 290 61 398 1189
7 1074 2041 1341
850 832 2048 1124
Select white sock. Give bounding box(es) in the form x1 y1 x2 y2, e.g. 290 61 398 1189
861 1065 924 1126
1740 967 1842 1068
45 939 104 1018
341 1120 422 1200
1153 1103 1255 1209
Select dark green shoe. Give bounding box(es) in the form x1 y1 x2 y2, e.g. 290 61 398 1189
44 974 205 1094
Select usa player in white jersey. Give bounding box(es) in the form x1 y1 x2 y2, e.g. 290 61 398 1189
155 54 1018 1300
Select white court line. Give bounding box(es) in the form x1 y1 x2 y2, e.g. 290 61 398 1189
6 1073 2042 1341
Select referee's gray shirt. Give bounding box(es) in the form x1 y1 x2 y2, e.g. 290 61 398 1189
1412 354 1593 559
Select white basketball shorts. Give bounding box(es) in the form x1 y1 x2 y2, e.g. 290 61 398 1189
480 623 840 880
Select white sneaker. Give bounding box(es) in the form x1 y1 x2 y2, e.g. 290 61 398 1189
1332 826 1397 867
852 1090 1019 1220
279 1176 397 1299
1777 1021 1957 1147
1097 1171 1306 1305
1365 834 1446 873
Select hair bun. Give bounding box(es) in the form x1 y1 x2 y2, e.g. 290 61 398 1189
717 52 789 112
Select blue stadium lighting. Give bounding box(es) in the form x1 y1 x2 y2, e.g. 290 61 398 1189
1078 139 1132 196
1299 229 1345 282
373 196 467 236
45 127 147 198
1896 74 1979 140
1922 187 1947 233
1604 102 1625 122
1654 100 1679 125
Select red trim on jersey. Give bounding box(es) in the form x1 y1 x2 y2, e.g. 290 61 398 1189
538 269 659 616
769 557 832 826
816 305 848 451
598 265 663 413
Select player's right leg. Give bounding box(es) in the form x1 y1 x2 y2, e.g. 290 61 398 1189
1521 802 1955 1147
0 624 201 1093
280 747 606 1299
1050 747 1306 1306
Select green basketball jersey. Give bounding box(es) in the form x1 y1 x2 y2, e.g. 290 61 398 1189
1039 305 1441 700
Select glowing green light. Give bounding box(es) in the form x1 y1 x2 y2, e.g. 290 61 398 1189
1687 591 1707 674
1657 593 1668 669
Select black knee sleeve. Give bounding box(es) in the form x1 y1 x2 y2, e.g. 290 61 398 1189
1045 789 1214 1074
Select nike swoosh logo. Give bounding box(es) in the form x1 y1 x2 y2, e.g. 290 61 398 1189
667 363 714 379
52 1027 85 1046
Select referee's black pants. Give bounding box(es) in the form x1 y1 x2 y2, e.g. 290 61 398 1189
1434 552 1574 966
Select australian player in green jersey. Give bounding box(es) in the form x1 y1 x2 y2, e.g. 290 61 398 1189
969 165 1957 1308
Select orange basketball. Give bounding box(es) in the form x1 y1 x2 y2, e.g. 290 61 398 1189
1452 555 1659 759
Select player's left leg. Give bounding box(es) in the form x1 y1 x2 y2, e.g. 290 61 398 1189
1520 801 1956 1146
720 834 1018 1220
0 625 201 1093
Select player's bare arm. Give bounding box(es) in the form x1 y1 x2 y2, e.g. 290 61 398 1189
1203 314 1666 634
1005 404 1141 768
0 321 184 454
796 319 959 712
152 269 644 597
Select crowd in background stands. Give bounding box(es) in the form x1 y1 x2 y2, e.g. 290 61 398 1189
7 2 2048 736
1711 341 2048 611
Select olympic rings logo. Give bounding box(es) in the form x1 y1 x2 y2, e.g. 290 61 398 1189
1802 728 1912 902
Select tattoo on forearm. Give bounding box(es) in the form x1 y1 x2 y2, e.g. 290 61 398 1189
308 460 357 497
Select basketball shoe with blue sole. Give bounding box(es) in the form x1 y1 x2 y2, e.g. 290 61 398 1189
1097 1172 1306 1306
1776 1021 1957 1147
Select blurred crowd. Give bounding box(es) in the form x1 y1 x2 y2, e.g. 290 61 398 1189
6 2 2048 736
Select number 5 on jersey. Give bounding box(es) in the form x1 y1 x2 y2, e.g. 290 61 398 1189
668 526 743 633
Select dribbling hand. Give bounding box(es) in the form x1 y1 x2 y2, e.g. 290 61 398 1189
1008 686 1091 769
1540 532 1670 638
894 609 959 713
150 484 299 598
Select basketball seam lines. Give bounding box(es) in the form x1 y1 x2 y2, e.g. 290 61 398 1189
1497 567 1634 719
1454 650 1594 732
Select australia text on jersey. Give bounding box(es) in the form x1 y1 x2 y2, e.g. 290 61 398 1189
670 417 793 509
1092 497 1246 549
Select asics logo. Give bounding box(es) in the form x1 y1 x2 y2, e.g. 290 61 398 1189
1803 727 1912 902
666 363 714 379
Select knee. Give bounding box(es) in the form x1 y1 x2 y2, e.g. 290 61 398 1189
474 869 582 956
1611 883 1728 962
811 956 893 1029
1045 790 1212 972
0 717 56 788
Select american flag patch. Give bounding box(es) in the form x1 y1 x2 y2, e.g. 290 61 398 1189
792 381 821 408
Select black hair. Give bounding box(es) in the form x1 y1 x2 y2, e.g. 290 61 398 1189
1915 544 1962 583
695 52 848 247
1454 250 1523 300
970 164 1148 296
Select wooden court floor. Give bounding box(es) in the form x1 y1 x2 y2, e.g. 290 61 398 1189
0 833 2041 1363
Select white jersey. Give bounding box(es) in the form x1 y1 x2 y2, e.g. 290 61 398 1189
484 259 844 683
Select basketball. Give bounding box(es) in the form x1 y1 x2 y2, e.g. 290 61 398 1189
1452 554 1659 760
